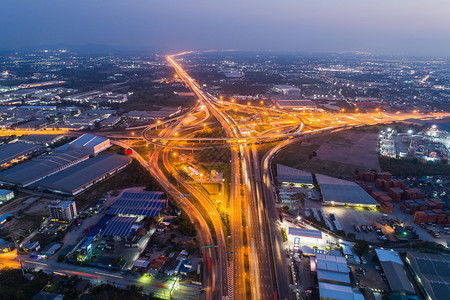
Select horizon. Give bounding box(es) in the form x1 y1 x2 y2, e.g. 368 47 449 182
1 0 450 57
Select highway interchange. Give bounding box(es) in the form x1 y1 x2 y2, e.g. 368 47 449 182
0 51 449 300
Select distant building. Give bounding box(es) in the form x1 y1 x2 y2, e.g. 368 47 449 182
68 134 111 155
0 189 14 202
0 141 42 167
274 99 317 110
48 200 77 222
272 85 301 95
100 116 121 127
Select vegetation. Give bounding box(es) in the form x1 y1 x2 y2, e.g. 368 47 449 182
353 239 370 257
194 126 225 138
172 212 197 236
196 146 231 163
281 228 288 242
380 157 450 176
0 269 51 300
90 283 158 300
124 79 195 111
406 241 448 253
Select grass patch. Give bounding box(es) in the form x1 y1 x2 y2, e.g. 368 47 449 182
201 183 221 195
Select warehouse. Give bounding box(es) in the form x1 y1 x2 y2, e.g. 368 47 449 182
68 133 111 155
277 164 314 187
35 154 131 195
406 251 450 300
0 150 89 187
316 174 378 207
375 249 415 295
107 191 167 219
0 141 42 167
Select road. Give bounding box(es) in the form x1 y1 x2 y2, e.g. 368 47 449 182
0 250 200 299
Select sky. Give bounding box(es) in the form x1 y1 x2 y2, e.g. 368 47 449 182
1 0 450 56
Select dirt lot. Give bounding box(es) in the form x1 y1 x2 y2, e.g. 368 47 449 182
276 130 380 177
0 194 55 240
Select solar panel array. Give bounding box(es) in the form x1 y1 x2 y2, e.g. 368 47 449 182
107 191 166 217
102 216 137 237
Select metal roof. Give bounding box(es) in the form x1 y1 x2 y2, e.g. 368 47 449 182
317 269 351 284
35 154 131 195
0 150 88 186
406 252 450 300
102 216 137 237
380 261 415 295
0 189 12 196
69 134 108 147
288 227 322 239
318 282 362 300
276 164 314 184
375 248 404 264
0 141 41 165
316 174 379 206
316 254 349 274
107 191 166 217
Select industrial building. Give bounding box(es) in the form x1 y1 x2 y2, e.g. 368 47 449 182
107 191 167 219
277 164 314 187
100 116 121 127
0 150 89 187
406 251 450 300
375 249 415 295
316 174 379 207
35 154 132 195
311 253 364 300
68 134 111 155
48 200 77 222
0 141 42 167
19 134 65 146
272 85 301 95
101 216 137 238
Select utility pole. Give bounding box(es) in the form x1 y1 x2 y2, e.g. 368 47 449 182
12 233 25 278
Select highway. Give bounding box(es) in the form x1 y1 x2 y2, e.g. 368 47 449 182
166 54 283 299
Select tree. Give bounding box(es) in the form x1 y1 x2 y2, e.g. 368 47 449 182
353 239 370 257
